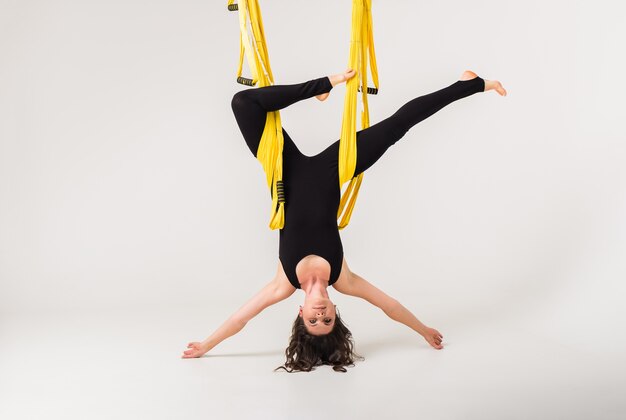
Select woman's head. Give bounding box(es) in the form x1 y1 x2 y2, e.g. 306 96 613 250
299 295 336 335
275 307 361 373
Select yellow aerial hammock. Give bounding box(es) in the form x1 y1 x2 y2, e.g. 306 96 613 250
227 0 379 231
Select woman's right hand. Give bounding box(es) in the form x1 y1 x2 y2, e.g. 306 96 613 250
181 341 211 358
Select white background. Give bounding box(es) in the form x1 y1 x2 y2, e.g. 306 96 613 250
1 0 625 419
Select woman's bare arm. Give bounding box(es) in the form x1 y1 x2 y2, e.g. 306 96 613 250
333 269 444 349
182 266 296 358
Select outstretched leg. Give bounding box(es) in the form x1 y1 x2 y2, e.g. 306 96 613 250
350 72 488 175
230 77 334 157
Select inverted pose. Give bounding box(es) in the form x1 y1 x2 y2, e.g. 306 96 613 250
182 69 507 372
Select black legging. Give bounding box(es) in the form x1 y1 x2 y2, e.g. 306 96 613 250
230 75 485 288
231 75 485 176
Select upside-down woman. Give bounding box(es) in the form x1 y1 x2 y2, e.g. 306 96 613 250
182 68 507 372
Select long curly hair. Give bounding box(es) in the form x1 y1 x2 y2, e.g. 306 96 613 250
275 308 362 373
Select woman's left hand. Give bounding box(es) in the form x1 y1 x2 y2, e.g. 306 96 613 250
181 341 211 358
422 327 444 349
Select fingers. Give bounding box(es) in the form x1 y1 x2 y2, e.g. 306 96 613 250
181 349 198 358
430 331 444 348
432 337 443 349
183 342 201 358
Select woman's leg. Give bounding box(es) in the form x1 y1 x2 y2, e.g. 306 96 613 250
352 75 485 175
230 76 334 157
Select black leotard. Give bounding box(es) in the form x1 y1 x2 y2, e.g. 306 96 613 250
231 75 484 289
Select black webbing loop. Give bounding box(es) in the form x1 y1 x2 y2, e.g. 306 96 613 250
237 76 255 86
357 85 379 95
276 180 285 204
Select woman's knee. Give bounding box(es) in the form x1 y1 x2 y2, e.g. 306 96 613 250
231 90 253 113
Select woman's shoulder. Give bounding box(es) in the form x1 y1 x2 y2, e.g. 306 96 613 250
331 257 355 293
274 260 298 294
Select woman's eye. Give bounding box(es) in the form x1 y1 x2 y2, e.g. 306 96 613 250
324 318 332 324
309 319 316 324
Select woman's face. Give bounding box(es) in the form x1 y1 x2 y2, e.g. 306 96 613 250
299 298 337 336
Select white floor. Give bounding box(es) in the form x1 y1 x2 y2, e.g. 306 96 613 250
2 1 626 419
2 297 624 420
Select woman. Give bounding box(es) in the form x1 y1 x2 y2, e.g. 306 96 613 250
182 69 507 371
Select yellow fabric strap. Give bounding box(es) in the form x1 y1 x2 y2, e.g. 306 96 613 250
337 0 379 229
227 0 378 231
231 0 285 229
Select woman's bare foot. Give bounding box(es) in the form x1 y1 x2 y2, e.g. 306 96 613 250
485 78 507 96
459 69 479 81
459 69 507 96
316 68 357 101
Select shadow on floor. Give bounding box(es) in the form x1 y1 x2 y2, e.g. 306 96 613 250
201 349 284 358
